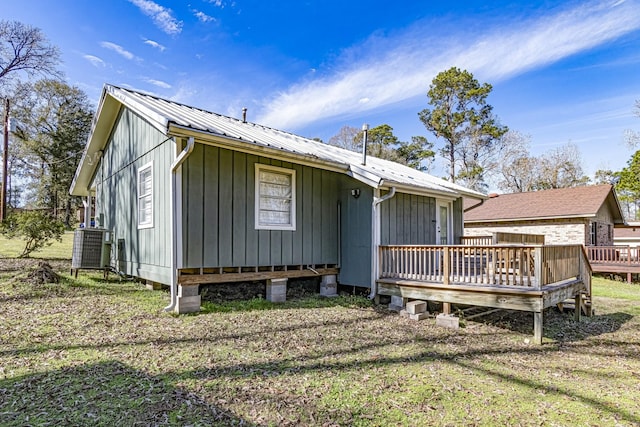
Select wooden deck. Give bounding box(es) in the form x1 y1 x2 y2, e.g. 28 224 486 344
586 246 640 283
376 244 592 344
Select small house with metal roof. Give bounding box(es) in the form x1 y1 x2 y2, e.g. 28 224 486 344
70 84 485 313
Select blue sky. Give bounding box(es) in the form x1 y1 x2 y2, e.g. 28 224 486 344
4 0 640 185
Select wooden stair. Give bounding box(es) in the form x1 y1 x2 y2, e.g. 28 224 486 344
556 292 593 316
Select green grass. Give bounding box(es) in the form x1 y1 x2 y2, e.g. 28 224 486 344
1 254 639 426
592 276 640 300
0 230 74 259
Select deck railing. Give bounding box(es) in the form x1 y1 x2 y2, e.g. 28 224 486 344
586 245 640 265
461 232 545 246
460 236 494 246
379 244 589 291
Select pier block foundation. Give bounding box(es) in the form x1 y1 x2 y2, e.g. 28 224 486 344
320 275 338 297
267 278 287 303
176 285 201 314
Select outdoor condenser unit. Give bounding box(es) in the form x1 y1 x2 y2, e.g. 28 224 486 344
71 228 112 271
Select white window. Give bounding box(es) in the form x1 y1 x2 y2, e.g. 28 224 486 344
137 162 153 228
255 164 296 230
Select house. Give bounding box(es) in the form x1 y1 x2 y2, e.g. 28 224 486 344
463 185 625 246
70 84 485 313
614 221 640 247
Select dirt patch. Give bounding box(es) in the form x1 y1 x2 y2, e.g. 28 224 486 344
0 258 70 274
26 262 61 285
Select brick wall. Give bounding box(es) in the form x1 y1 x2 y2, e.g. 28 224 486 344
465 219 588 245
593 220 614 246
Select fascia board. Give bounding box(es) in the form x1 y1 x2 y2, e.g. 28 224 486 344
465 213 597 223
70 91 122 196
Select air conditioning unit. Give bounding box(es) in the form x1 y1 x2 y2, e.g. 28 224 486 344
71 228 112 273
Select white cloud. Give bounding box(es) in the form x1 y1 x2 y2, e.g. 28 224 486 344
100 42 138 61
83 55 105 68
193 10 215 23
144 39 166 52
207 0 224 7
129 0 183 35
257 0 640 130
144 78 172 89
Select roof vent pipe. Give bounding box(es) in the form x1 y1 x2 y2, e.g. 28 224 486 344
242 107 247 123
361 123 369 166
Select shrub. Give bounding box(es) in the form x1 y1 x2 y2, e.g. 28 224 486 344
1 211 65 258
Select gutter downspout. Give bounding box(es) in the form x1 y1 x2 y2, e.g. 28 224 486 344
164 136 195 312
369 187 396 299
83 198 91 228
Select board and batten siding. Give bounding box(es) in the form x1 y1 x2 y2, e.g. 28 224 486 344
453 197 464 244
181 143 341 269
379 192 437 245
93 107 174 284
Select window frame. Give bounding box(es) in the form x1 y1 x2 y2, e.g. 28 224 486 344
255 164 296 231
589 221 597 246
137 161 154 229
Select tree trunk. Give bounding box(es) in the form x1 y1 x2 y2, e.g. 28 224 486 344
64 198 72 228
449 144 455 182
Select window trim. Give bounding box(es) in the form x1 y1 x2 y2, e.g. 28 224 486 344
255 164 296 231
137 161 154 229
589 221 597 246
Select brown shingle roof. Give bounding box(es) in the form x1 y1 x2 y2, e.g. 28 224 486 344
464 185 622 223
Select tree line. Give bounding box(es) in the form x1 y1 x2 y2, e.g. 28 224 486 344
322 67 640 220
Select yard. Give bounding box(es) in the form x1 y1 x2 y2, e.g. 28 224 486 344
1 238 639 426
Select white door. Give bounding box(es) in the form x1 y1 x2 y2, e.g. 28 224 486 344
436 202 450 245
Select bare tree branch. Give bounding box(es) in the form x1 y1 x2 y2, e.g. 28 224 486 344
0 20 61 86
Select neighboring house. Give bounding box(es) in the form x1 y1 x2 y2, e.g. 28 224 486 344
614 222 640 247
70 84 485 312
464 185 625 246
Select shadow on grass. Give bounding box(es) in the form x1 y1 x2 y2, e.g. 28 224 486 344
0 361 248 426
3 271 639 424
456 305 634 343
177 326 640 426
2 302 639 424
199 294 373 314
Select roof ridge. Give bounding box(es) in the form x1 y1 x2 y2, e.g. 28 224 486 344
106 83 325 146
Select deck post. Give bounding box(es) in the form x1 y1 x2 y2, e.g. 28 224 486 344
533 311 543 344
574 294 582 322
442 246 451 314
442 302 451 315
534 247 544 289
443 246 450 285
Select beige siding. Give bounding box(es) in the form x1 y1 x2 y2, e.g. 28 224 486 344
465 220 588 245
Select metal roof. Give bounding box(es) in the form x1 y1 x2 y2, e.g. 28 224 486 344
71 84 486 199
